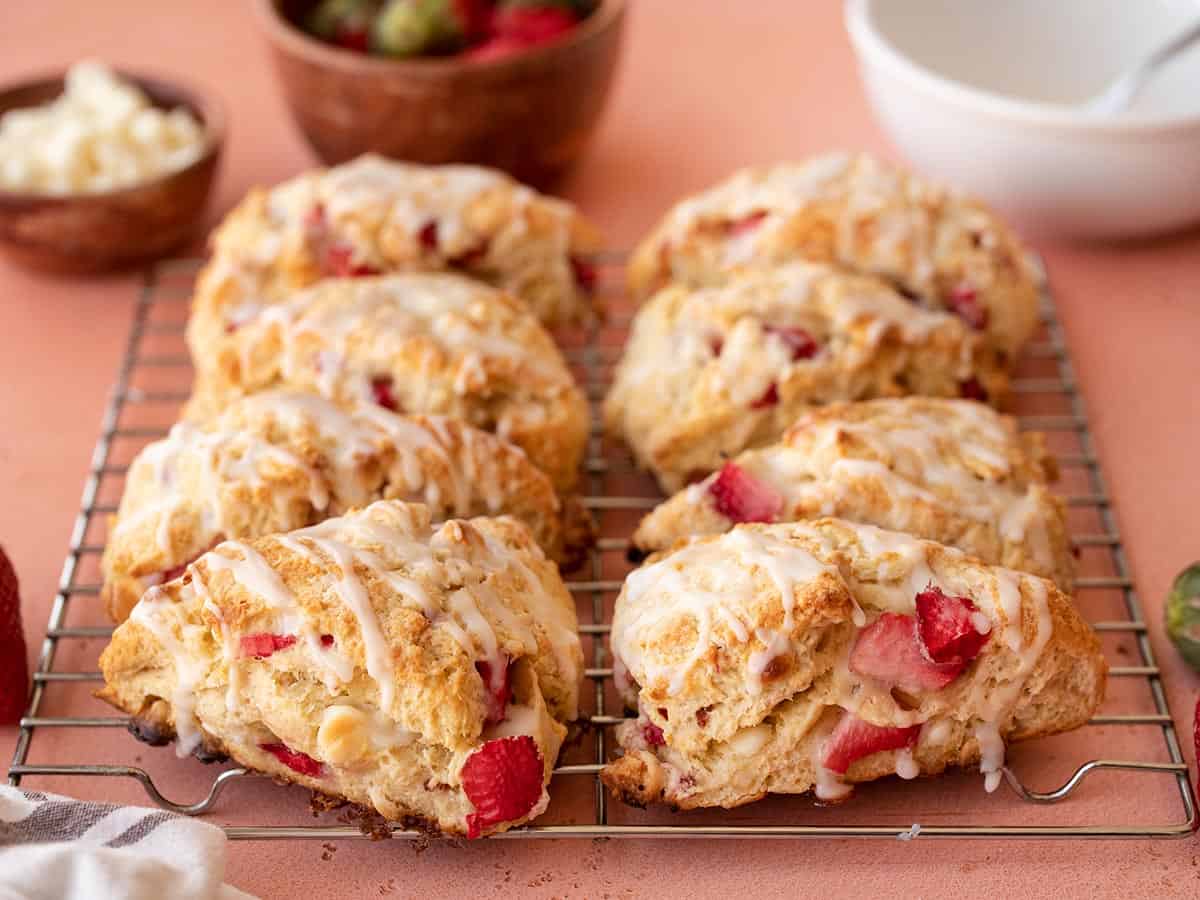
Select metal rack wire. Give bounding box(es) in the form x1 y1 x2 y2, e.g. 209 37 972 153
8 256 1196 840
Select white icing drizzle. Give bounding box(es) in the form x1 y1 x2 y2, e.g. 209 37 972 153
974 721 1005 793
129 587 206 757
894 747 919 780
613 528 838 696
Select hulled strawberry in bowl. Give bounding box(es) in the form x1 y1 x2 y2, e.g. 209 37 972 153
255 0 626 186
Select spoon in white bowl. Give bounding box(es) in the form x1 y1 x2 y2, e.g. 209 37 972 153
1083 17 1200 115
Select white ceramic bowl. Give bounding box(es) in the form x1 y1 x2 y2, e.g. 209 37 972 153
845 0 1200 239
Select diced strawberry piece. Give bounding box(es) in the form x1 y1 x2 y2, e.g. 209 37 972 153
0 547 28 725
333 26 369 52
642 721 665 746
461 735 545 838
959 377 988 402
569 255 597 293
727 210 767 236
453 0 491 39
259 742 324 777
240 633 298 659
320 634 335 648
323 243 379 277
370 375 399 412
418 221 438 251
765 325 819 361
849 612 962 692
491 6 577 45
821 712 921 775
708 461 783 524
304 203 327 234
708 334 724 357
750 382 779 409
475 657 512 724
915 586 990 665
948 283 988 331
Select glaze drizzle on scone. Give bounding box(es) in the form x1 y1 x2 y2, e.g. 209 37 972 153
604 262 1008 492
185 272 589 492
603 519 1105 810
98 500 584 838
193 153 602 328
628 153 1038 359
102 391 589 623
633 398 1074 589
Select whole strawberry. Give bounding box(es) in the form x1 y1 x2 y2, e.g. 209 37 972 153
0 546 29 725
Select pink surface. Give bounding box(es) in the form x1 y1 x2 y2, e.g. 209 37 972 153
1 2 1198 897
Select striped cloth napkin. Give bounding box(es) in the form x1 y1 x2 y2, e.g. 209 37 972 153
0 786 256 900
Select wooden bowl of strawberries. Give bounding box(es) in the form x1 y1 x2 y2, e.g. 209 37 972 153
256 0 626 186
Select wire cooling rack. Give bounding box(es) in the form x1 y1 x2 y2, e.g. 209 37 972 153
7 255 1196 841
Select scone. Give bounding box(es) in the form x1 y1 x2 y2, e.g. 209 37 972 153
627 153 1039 360
604 261 1008 493
185 272 589 492
97 500 585 838
602 519 1106 811
102 391 591 623
632 398 1074 589
192 153 602 329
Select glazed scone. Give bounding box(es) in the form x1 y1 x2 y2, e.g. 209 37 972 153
604 262 1008 493
602 519 1106 811
97 500 585 838
628 153 1039 360
102 391 591 624
191 153 602 329
632 398 1074 589
185 272 589 492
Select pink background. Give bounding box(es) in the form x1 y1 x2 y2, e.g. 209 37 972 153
1 1 1197 896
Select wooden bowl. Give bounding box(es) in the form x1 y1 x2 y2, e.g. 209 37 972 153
0 72 223 274
256 0 626 187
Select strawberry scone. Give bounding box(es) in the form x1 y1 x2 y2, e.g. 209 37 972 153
191 153 602 329
185 272 589 493
632 398 1074 590
102 391 591 623
604 262 1008 493
602 519 1106 811
627 153 1039 361
98 500 584 838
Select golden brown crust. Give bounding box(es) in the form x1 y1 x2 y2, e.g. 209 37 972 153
192 154 603 329
605 262 1009 492
98 501 584 837
627 153 1038 359
602 518 1105 810
184 272 589 493
101 394 592 623
632 398 1075 589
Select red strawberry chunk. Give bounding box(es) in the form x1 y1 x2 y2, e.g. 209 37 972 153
849 612 961 692
461 735 545 838
323 243 379 277
948 283 988 331
915 586 990 664
727 210 767 236
491 6 577 45
821 711 921 775
320 633 335 648
750 382 780 409
569 255 597 293
0 548 28 725
708 334 724 357
765 325 819 361
370 375 399 412
240 633 298 659
708 461 783 524
959 377 988 402
259 742 324 777
453 0 491 39
475 656 512 725
418 221 438 251
642 720 665 747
